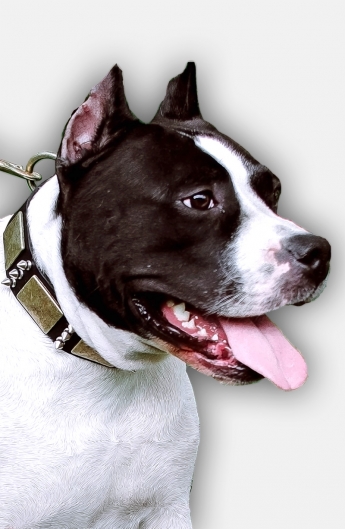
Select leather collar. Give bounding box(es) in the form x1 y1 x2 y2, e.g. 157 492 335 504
2 197 114 368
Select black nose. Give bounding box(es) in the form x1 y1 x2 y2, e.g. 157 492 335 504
283 234 331 283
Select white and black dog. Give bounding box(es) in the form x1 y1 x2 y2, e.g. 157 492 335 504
0 63 330 528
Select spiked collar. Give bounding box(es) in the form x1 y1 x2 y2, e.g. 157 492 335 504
1 198 114 368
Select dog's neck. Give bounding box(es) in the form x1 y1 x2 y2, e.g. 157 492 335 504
27 177 168 371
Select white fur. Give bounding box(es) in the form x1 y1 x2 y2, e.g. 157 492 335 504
0 178 199 528
194 135 325 316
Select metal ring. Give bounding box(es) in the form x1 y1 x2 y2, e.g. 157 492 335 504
25 152 57 191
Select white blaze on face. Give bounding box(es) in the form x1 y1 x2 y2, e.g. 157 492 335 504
194 135 309 316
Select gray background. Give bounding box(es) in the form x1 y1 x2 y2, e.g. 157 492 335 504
1 1 344 527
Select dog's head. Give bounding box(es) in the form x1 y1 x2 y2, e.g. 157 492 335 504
55 63 330 389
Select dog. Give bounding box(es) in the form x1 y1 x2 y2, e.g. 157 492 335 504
0 63 330 528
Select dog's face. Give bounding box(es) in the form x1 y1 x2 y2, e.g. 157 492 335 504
56 64 330 389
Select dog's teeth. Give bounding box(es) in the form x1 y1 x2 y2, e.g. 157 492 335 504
172 303 190 322
166 300 175 308
211 334 218 341
182 318 196 330
198 328 207 337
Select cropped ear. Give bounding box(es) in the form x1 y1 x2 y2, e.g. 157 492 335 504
59 64 137 165
152 62 202 123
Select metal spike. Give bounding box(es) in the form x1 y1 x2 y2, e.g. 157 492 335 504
67 324 74 334
9 269 19 279
1 278 12 287
55 338 64 350
61 330 71 342
17 260 27 270
17 259 32 271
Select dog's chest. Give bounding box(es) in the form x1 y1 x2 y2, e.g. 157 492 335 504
0 345 198 527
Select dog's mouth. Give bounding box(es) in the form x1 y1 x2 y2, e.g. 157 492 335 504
132 295 307 390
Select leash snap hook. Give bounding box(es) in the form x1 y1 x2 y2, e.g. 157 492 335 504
0 151 57 192
25 151 57 191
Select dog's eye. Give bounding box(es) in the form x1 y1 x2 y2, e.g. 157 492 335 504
250 171 281 213
182 191 215 210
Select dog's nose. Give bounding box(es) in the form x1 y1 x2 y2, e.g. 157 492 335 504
283 234 331 283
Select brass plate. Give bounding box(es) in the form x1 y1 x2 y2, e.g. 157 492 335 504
17 275 63 334
71 340 114 367
4 212 25 270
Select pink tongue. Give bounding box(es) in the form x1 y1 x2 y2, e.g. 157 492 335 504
220 315 307 390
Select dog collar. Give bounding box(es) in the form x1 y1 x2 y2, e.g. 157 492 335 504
1 200 114 368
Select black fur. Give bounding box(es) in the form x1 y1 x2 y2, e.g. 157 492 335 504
57 123 241 336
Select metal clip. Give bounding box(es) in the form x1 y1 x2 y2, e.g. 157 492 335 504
0 151 57 192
